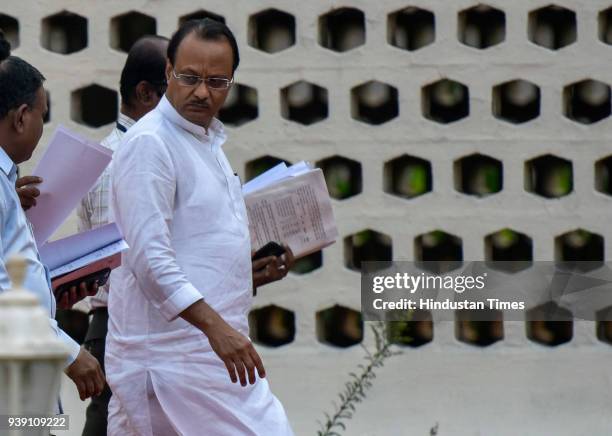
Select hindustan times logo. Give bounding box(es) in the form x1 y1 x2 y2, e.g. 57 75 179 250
372 272 487 294
361 261 612 321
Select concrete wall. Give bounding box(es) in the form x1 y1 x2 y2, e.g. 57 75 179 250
3 0 612 434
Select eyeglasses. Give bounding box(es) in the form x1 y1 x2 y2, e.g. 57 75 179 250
171 70 234 90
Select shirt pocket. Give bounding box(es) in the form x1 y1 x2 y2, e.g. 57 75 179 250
228 174 248 225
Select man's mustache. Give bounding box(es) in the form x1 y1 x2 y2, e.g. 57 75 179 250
188 100 210 108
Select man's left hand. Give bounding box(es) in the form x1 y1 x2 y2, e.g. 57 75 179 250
251 244 295 288
15 176 42 211
56 281 99 310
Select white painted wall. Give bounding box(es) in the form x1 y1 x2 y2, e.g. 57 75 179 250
4 0 612 434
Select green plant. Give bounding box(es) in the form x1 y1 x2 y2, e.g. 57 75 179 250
317 322 400 436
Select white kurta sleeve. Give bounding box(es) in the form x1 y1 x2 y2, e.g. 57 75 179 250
112 133 203 321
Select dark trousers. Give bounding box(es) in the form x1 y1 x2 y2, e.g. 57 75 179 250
82 308 112 436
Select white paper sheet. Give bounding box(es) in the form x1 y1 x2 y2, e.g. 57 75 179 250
39 223 122 271
283 161 312 178
242 161 313 195
244 168 338 258
26 125 113 245
49 240 129 278
242 162 288 195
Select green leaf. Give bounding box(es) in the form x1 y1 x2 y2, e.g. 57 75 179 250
316 317 402 436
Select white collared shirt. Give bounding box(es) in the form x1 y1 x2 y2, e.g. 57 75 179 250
109 95 252 340
77 112 135 310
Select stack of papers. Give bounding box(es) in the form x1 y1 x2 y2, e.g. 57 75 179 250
39 223 128 283
23 125 126 290
26 125 113 246
243 161 338 258
242 161 312 195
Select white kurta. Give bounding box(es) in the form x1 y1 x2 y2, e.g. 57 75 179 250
106 96 293 436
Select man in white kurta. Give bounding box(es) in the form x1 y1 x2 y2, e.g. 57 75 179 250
106 19 293 436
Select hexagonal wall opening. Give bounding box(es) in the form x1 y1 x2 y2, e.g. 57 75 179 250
110 11 156 53
319 7 365 52
599 7 612 45
458 4 505 49
281 81 328 125
415 230 463 274
454 153 503 197
384 155 432 199
44 91 51 124
248 9 295 53
317 155 362 200
595 156 612 195
344 229 392 272
526 302 573 346
387 310 433 347
245 155 291 182
596 306 612 345
524 154 573 199
71 84 118 128
455 309 504 347
555 229 604 272
528 5 576 50
217 84 258 127
493 80 541 124
316 305 363 348
0 14 19 48
422 79 469 123
485 229 533 273
351 81 398 125
291 250 323 275
41 11 87 54
179 10 225 25
563 80 611 125
387 7 435 51
248 305 295 347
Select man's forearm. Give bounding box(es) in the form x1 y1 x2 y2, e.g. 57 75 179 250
179 296 267 386
179 299 221 333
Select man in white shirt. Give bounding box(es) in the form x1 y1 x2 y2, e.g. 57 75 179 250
107 19 294 435
76 35 169 436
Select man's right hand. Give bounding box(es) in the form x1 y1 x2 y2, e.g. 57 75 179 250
64 347 106 401
180 300 266 386
15 176 42 211
55 281 99 310
251 243 295 288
